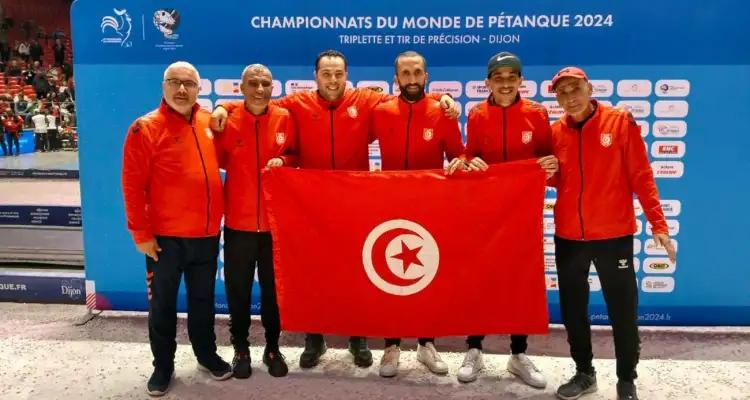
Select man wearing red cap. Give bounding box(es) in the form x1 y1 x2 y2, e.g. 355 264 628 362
549 66 677 400
457 51 557 388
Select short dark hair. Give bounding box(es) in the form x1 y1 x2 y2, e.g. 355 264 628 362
315 49 347 72
394 50 427 74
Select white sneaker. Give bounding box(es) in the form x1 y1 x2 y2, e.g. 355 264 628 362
416 342 449 375
457 348 484 383
379 345 400 377
507 353 547 388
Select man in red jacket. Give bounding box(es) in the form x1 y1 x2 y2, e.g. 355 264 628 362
370 50 465 378
549 66 677 400
459 52 557 387
2 110 24 156
211 50 458 370
121 61 232 397
215 64 297 379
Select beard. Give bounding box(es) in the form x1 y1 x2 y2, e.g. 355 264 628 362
399 83 425 102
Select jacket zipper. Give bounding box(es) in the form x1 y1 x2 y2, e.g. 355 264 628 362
577 126 585 240
404 104 413 169
502 107 507 162
329 107 336 169
190 123 211 235
255 119 261 232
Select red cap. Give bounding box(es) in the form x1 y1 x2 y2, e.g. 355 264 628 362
550 66 588 92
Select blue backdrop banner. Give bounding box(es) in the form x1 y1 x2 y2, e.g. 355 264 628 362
72 0 750 325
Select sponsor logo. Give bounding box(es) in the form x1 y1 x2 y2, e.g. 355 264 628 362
589 80 614 98
196 98 212 110
423 128 434 141
616 100 651 118
362 219 439 296
654 101 689 118
369 159 382 171
588 275 601 292
272 80 282 97
655 79 690 97
618 259 629 269
617 80 652 97
465 101 482 115
428 81 463 98
644 238 678 256
100 9 133 47
61 280 84 300
153 9 180 39
540 80 555 97
651 161 685 178
543 199 556 215
198 79 212 96
660 200 682 217
643 257 676 274
519 81 537 98
543 217 555 235
637 121 649 138
545 274 559 290
542 101 564 118
634 238 642 255
634 258 641 272
522 130 533 144
635 219 643 235
651 141 686 158
544 236 555 254
368 142 381 158
275 132 286 145
0 283 28 291
544 255 556 272
646 219 680 236
347 106 359 119
357 80 389 94
642 276 675 293
600 133 613 147
634 200 643 216
465 81 490 98
214 79 242 96
285 80 317 94
652 120 687 138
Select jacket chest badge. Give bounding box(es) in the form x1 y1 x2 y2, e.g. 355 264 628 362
521 130 533 144
204 128 214 140
275 132 286 145
423 128 434 141
347 106 358 118
600 132 613 147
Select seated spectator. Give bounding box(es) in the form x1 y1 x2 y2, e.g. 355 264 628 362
0 88 12 103
6 59 22 77
14 93 31 125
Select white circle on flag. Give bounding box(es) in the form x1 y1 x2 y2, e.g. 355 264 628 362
362 219 439 296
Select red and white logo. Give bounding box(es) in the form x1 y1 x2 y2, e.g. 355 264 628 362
600 133 613 147
347 106 358 119
521 130 533 144
423 128 434 141
275 132 286 145
362 219 439 296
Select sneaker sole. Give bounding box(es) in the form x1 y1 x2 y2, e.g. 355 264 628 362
507 364 547 389
198 364 233 381
556 383 598 400
146 372 174 397
457 366 483 383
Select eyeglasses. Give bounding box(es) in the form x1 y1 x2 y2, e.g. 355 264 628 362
164 78 199 90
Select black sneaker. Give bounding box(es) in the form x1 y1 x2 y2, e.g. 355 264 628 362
556 371 597 400
198 354 233 380
263 347 289 377
146 367 173 397
348 336 373 368
232 351 252 379
617 380 638 400
299 334 327 369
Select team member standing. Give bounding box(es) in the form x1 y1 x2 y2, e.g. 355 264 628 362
121 61 232 397
549 66 677 400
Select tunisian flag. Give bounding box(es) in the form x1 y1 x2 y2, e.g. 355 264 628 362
263 160 548 338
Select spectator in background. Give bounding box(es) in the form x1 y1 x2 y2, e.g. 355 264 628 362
14 92 31 125
53 38 65 67
33 71 50 98
17 39 30 62
6 59 21 77
0 88 12 103
29 39 43 64
31 110 47 151
23 63 35 85
45 108 59 151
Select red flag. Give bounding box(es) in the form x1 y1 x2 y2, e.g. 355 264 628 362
263 160 548 338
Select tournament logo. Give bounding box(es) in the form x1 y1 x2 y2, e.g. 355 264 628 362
423 128 434 141
153 9 180 39
275 132 286 145
521 130 533 144
100 8 132 47
600 133 613 147
362 219 439 296
347 105 358 119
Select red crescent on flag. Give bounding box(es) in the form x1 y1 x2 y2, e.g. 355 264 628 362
371 227 423 286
